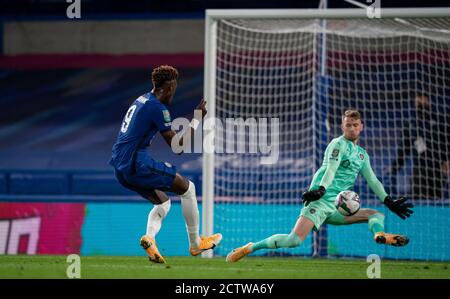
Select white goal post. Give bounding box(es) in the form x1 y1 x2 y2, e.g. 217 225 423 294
203 8 450 260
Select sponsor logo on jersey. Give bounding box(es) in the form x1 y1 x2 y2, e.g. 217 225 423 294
164 162 172 168
332 149 339 158
341 159 350 168
162 110 171 122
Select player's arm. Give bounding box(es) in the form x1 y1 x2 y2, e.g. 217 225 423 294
361 156 414 220
160 99 207 154
160 129 177 148
360 156 389 201
153 105 177 150
318 141 345 189
302 140 344 206
160 123 199 153
160 125 195 155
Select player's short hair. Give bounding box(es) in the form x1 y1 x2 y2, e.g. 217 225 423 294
152 65 179 89
342 109 362 122
415 94 430 101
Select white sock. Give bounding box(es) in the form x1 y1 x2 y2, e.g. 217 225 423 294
180 181 201 247
146 200 171 238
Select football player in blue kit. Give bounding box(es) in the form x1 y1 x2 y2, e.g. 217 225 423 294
110 65 222 263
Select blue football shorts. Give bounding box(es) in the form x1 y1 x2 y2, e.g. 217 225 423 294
114 155 177 198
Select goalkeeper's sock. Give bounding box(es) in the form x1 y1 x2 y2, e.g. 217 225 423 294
250 232 302 252
180 181 201 248
146 200 171 238
368 212 385 235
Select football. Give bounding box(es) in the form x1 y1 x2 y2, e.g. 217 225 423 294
335 190 361 216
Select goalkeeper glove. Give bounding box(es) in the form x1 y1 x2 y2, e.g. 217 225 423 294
302 186 326 207
384 196 414 220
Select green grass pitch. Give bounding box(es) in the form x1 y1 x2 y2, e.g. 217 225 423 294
0 255 449 279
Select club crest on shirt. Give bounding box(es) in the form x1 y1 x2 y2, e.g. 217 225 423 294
162 110 171 122
359 154 365 160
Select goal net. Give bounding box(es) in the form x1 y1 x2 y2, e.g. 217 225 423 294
203 9 450 261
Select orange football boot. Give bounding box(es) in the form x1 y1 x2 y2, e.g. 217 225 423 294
226 242 254 262
140 235 166 264
374 232 409 247
190 233 223 256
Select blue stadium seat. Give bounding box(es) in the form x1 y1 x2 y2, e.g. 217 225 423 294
9 173 69 194
71 173 134 195
0 174 6 194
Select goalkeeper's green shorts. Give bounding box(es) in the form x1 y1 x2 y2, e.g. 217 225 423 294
299 194 347 231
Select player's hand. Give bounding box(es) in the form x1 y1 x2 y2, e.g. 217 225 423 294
302 186 326 207
196 99 207 119
384 196 414 220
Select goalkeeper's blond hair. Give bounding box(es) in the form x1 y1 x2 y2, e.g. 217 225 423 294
342 109 362 122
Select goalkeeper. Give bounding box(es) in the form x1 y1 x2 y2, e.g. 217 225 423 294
226 110 414 262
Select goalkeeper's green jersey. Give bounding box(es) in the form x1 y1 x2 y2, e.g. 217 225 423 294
309 135 387 202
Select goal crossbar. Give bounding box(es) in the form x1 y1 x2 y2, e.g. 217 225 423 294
206 8 450 20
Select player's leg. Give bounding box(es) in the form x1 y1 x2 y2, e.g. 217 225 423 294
253 216 314 251
169 174 201 249
255 216 314 250
115 170 170 263
226 200 328 262
145 190 171 239
168 173 222 256
325 208 409 247
225 217 314 263
125 157 216 255
139 190 171 263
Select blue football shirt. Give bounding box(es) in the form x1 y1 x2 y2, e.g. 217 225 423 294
109 92 172 172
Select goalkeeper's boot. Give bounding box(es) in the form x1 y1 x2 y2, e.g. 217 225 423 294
226 242 254 263
140 235 166 264
190 233 223 256
374 232 409 247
